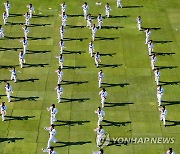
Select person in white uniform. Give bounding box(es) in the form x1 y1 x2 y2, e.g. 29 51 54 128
5 82 13 102
0 102 7 121
105 3 111 18
22 25 29 39
56 54 64 69
147 40 154 55
89 41 94 57
166 148 175 154
117 0 122 8
19 51 25 68
95 107 105 126
61 12 67 27
87 14 92 28
94 125 105 147
47 104 58 125
10 67 17 83
82 2 89 20
27 4 35 18
91 24 97 41
157 85 164 106
61 2 66 15
55 84 63 103
4 1 10 17
97 14 103 29
159 105 167 126
59 26 65 40
0 25 5 38
24 12 30 25
55 67 63 84
99 88 108 108
93 149 104 154
44 124 58 148
42 147 57 154
150 53 157 70
136 16 142 31
3 11 8 25
154 68 160 85
95 52 101 68
20 37 28 55
59 39 64 54
145 28 151 44
98 70 104 88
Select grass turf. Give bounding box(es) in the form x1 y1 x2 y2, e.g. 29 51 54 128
0 0 180 153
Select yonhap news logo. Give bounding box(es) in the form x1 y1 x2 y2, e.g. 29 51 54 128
99 133 175 148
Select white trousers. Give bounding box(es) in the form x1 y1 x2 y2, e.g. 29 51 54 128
29 10 33 18
117 1 122 8
96 135 102 147
98 117 103 126
57 92 62 103
98 21 102 29
106 10 110 18
101 97 105 108
23 45 27 54
155 76 159 85
1 111 6 121
87 20 92 27
60 32 64 40
95 59 99 67
83 10 87 19
50 114 57 125
59 61 63 69
25 19 29 25
47 136 57 148
62 20 66 27
89 47 94 57
6 8 9 17
138 23 141 31
157 93 163 106
19 58 24 68
11 74 17 82
3 18 7 25
151 61 155 70
6 91 11 102
146 36 150 44
160 115 166 125
58 76 63 84
24 32 28 39
92 33 96 41
98 78 102 88
148 47 152 55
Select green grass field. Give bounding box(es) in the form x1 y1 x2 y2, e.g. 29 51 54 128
0 0 180 153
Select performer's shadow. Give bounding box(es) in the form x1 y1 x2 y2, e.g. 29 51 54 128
11 96 39 102
55 120 90 126
0 137 24 143
5 116 35 121
166 120 180 126
61 98 90 103
54 141 91 147
105 102 134 108
102 120 131 127
102 82 129 88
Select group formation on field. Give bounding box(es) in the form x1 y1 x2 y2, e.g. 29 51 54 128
0 0 176 154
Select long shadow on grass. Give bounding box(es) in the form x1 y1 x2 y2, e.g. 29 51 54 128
110 15 129 19
99 64 122 68
107 140 129 147
63 50 85 55
96 36 119 41
11 96 39 102
102 120 131 127
123 5 143 8
0 137 24 143
24 63 49 68
142 27 161 31
100 53 116 57
162 100 180 106
154 40 173 44
61 80 88 85
55 120 90 126
0 64 19 69
26 50 51 54
159 81 180 86
102 82 129 88
5 36 22 40
105 102 134 108
63 37 88 41
0 79 11 83
33 15 54 18
156 52 175 56
0 47 22 51
166 120 180 126
67 14 84 17
5 116 35 121
28 36 51 40
102 26 124 29
17 78 39 83
61 98 90 103
29 23 51 27
0 95 7 99
63 66 86 69
158 66 178 70
55 141 91 147
66 25 86 29
9 13 23 17
9 22 24 25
